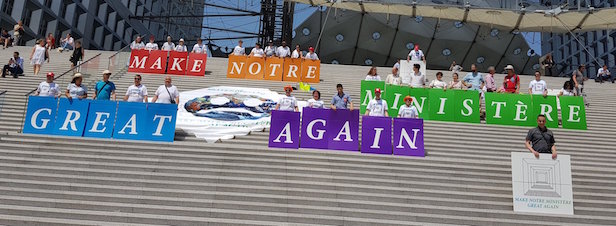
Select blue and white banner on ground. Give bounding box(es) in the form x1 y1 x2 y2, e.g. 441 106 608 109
23 96 177 142
511 152 574 215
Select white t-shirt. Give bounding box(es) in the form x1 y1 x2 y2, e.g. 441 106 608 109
37 81 60 97
408 50 424 61
305 52 319 60
64 37 74 46
233 46 245 55
130 41 145 50
66 83 88 98
155 85 179 104
560 88 574 96
385 74 402 85
250 48 264 57
598 68 611 77
307 98 324 108
264 46 276 57
145 43 159 50
125 84 148 102
276 46 291 57
398 104 419 118
365 75 382 81
278 95 297 111
192 44 206 54
291 50 301 58
429 79 447 89
161 42 175 51
409 72 426 88
529 80 547 95
174 44 187 52
366 99 388 116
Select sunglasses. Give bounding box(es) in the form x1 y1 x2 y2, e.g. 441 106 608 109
134 78 141 80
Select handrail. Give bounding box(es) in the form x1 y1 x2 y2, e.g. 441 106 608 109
23 53 102 97
0 90 6 96
107 44 132 60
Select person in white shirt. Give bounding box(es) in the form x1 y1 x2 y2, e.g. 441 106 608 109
597 65 612 83
407 45 426 62
304 46 319 60
65 73 88 100
429 72 447 89
174 38 187 52
161 36 175 51
528 71 548 96
192 38 206 54
291 44 303 59
385 67 402 85
249 43 264 57
123 74 148 103
145 35 159 51
365 88 388 117
152 76 179 104
364 66 381 81
307 90 324 108
231 40 245 56
265 40 276 57
393 61 400 70
398 96 419 118
59 33 74 52
36 72 60 97
449 60 463 73
448 73 465 90
275 86 298 111
409 64 426 88
276 41 291 58
558 80 576 97
130 36 145 50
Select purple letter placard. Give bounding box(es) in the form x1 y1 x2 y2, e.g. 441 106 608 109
300 107 329 149
327 109 360 151
393 118 425 157
268 110 301 149
361 116 393 155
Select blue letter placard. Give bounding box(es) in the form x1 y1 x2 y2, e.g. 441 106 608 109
146 103 178 142
54 98 90 136
83 101 118 138
23 96 58 134
113 101 148 140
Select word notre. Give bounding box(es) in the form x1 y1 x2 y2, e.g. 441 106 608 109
227 55 320 83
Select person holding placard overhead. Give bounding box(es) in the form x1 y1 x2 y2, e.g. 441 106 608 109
398 96 419 119
275 85 298 111
365 88 388 117
407 45 426 63
528 71 548 96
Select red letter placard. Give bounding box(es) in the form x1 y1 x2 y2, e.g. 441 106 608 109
186 53 207 76
166 51 188 75
143 50 167 74
128 50 150 73
301 59 320 83
283 58 302 82
264 57 283 81
245 56 265 80
227 55 247 79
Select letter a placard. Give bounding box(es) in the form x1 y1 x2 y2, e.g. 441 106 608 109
300 108 329 149
143 50 167 74
268 110 301 149
393 118 425 157
361 116 393 155
326 109 359 151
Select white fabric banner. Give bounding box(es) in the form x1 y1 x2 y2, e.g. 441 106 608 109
399 60 427 85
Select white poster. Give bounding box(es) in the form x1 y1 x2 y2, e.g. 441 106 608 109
511 152 574 215
399 60 427 85
177 86 303 143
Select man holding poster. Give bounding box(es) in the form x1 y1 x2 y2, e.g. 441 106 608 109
525 114 557 159
365 88 388 117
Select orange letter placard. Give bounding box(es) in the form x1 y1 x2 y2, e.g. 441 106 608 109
143 50 167 74
245 56 265 80
185 53 207 76
128 50 150 73
283 58 302 82
166 51 188 75
301 59 320 83
227 55 246 79
264 57 283 81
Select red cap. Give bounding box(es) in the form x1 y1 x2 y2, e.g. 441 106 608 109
414 45 419 51
309 47 314 51
375 88 381 93
46 72 55 77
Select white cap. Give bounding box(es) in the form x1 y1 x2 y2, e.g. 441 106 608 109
179 38 184 42
504 65 515 70
102 69 111 75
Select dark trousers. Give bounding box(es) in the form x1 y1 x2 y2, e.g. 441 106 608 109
2 65 23 77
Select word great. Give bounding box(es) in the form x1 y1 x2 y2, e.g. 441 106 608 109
23 96 177 142
227 55 320 83
361 81 587 130
268 108 424 156
128 50 207 76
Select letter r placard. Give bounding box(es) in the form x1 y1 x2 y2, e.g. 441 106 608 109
54 98 90 137
268 110 301 149
300 108 329 149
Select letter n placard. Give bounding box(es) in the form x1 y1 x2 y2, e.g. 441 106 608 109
227 55 247 79
300 108 329 149
393 118 424 157
361 116 392 155
268 110 300 149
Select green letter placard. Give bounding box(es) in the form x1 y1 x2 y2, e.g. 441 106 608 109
385 84 410 117
509 94 534 127
485 92 511 125
360 81 385 114
531 95 558 128
409 88 430 120
454 90 480 123
559 96 587 130
428 89 455 121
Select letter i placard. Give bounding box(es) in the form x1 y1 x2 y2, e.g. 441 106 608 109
268 110 301 149
361 116 392 154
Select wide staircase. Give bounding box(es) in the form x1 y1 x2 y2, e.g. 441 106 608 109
0 48 614 225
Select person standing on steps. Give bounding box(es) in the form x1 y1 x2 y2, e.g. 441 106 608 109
365 88 388 117
30 39 49 76
152 76 180 104
35 72 60 97
275 86 298 112
525 114 557 159
124 74 148 103
93 70 116 101
70 41 84 69
331 84 353 111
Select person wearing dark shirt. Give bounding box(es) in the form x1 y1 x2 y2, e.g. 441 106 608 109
2 52 23 78
525 114 557 159
70 41 84 68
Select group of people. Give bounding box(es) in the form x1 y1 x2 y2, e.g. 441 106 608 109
274 84 353 112
229 40 319 60
130 35 207 55
0 20 24 49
